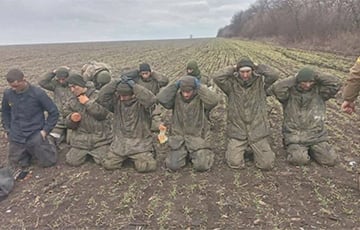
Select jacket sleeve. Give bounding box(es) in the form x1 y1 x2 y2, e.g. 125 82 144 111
37 89 59 134
256 64 279 91
96 79 119 113
156 82 178 109
84 92 110 121
38 72 57 91
197 84 219 111
133 84 156 109
1 91 11 133
316 73 341 101
342 58 360 102
152 71 169 88
211 66 235 95
268 76 296 103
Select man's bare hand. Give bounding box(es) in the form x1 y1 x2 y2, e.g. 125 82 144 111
341 101 355 114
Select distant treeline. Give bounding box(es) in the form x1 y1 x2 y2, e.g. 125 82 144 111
217 0 360 54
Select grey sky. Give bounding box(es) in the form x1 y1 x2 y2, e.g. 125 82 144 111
0 0 253 45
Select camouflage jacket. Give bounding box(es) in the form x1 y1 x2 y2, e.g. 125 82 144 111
97 80 156 156
63 88 113 150
269 74 341 145
342 57 360 102
38 72 73 127
212 64 278 143
157 83 219 150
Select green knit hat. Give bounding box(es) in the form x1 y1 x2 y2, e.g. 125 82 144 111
116 82 133 96
55 67 69 78
67 73 86 87
296 67 316 82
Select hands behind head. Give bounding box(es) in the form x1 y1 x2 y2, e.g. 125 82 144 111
120 75 135 88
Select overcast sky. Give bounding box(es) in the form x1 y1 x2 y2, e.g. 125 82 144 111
0 0 254 45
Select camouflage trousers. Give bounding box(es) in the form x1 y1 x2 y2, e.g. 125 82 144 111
286 141 337 166
102 151 157 173
8 132 57 169
225 138 275 170
166 143 215 172
66 145 110 167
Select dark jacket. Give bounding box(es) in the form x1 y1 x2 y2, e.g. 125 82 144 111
1 83 59 143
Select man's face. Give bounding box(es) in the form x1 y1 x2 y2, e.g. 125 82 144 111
8 79 27 92
57 77 67 85
69 84 86 96
186 68 193 74
298 81 315 91
181 89 195 100
239 69 252 81
119 94 134 101
140 71 151 80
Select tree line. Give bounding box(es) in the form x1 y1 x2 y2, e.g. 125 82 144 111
217 0 360 54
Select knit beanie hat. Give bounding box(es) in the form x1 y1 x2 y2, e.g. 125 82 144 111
296 67 316 82
116 82 133 96
236 57 255 71
67 73 86 87
139 63 151 72
180 75 196 91
55 67 69 78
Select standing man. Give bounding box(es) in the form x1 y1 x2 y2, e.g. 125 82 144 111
81 61 112 90
1 68 59 170
63 74 113 167
97 75 157 173
212 57 278 170
157 75 219 171
342 57 360 114
269 67 341 166
39 66 73 146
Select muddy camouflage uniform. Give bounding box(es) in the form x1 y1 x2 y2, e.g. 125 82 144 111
343 57 360 102
97 80 157 173
64 88 113 167
157 76 219 171
125 66 169 131
81 61 111 90
269 68 341 166
38 68 73 145
212 62 278 170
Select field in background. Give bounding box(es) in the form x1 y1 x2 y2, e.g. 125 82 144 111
0 38 359 229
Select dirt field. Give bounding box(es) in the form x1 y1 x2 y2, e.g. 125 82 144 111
0 38 359 229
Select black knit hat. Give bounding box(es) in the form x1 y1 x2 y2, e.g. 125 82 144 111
6 68 24 83
66 73 86 87
139 63 151 72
